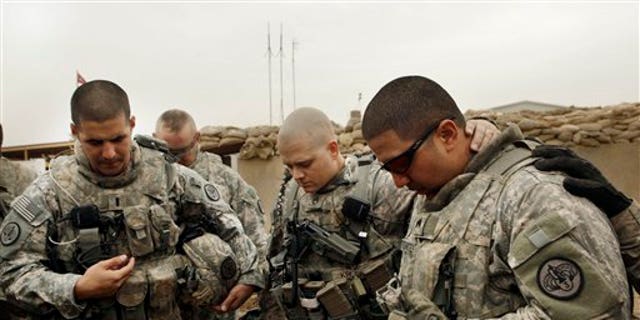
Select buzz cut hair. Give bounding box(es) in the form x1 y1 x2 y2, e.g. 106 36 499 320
155 109 197 133
362 75 465 141
278 107 337 149
71 80 131 125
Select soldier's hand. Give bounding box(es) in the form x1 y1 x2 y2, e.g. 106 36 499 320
212 283 255 313
466 119 499 152
533 144 632 217
73 255 135 301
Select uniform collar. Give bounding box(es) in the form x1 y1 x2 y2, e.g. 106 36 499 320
74 140 141 188
314 156 358 195
425 125 524 211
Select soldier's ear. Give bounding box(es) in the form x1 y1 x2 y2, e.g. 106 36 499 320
328 139 340 158
194 131 201 143
129 116 136 130
71 123 79 137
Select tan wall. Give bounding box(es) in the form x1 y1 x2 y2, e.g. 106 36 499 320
574 143 640 202
237 156 284 231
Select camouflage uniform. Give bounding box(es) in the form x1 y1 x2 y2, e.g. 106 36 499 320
0 142 263 319
0 157 38 222
266 154 416 319
187 149 268 319
611 202 640 292
388 126 629 319
189 149 267 264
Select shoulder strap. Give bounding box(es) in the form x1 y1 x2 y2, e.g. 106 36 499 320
349 154 375 205
483 139 541 176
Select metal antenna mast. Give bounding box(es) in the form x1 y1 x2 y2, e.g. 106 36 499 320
267 23 274 125
279 23 285 123
291 39 298 110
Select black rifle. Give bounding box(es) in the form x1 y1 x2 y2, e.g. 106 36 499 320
297 220 360 265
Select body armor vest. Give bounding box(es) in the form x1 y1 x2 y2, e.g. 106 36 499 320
400 144 535 318
47 148 182 320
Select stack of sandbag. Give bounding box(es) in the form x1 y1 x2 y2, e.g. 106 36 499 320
465 102 640 147
337 110 370 155
239 126 280 160
200 126 248 150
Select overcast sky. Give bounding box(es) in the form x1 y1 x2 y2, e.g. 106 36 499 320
1 1 638 146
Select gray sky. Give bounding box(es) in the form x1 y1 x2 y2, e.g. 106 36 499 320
1 1 638 146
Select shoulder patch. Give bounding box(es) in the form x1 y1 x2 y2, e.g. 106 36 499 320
12 196 38 223
220 256 237 280
537 257 583 300
204 184 220 202
0 222 21 245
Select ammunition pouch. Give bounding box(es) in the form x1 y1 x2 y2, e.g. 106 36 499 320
270 260 394 320
124 204 180 258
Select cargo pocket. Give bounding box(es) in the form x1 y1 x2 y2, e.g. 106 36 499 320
116 269 147 320
510 212 623 319
410 242 456 302
148 263 180 320
148 204 180 251
124 206 154 257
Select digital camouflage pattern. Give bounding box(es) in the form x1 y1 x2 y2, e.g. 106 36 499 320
611 202 640 292
397 126 629 319
0 142 263 319
188 150 267 320
0 157 38 222
264 154 416 319
272 154 415 276
189 150 267 266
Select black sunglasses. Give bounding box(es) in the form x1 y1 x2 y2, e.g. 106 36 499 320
381 117 454 174
168 139 197 158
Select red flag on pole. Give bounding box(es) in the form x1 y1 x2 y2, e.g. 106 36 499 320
76 70 87 87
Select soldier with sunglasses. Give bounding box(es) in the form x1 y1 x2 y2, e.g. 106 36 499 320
154 109 268 320
262 107 499 319
363 76 629 319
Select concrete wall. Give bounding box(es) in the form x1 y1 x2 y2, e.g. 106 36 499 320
236 156 284 232
574 143 640 201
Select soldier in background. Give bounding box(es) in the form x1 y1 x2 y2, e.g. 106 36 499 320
0 123 38 222
154 109 268 319
0 80 263 319
263 107 499 319
363 75 629 319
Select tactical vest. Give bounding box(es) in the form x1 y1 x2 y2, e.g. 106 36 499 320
276 155 395 319
400 141 536 318
46 148 183 320
283 155 394 267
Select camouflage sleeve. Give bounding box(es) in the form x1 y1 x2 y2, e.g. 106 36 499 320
497 169 630 319
369 165 416 236
176 166 265 290
0 179 86 318
14 163 39 196
611 201 640 292
217 165 268 269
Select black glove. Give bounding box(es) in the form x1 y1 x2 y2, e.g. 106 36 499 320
177 224 205 254
533 145 632 217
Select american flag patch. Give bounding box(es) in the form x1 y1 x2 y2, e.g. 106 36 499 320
12 196 37 223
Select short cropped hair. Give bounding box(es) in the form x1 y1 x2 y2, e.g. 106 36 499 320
278 107 336 149
362 76 465 141
155 109 197 133
70 80 130 125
